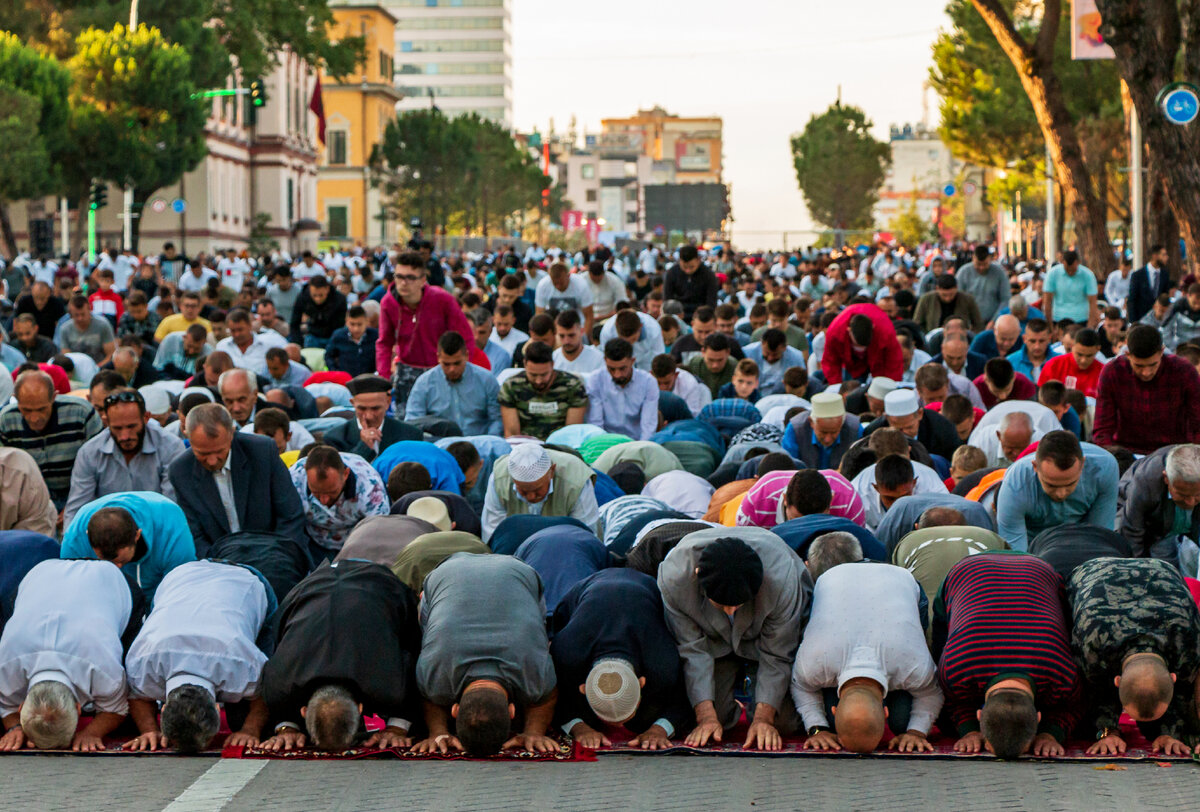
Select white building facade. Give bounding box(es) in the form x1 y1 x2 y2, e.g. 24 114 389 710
388 0 512 127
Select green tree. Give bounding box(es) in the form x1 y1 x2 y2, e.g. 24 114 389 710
946 0 1116 272
0 32 73 254
67 24 208 251
791 103 891 241
1 0 364 89
889 192 932 247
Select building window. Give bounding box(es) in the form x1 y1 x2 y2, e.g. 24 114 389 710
581 164 595 179
585 211 597 221
287 179 294 224
585 189 597 203
327 205 349 238
379 51 393 80
328 130 348 165
396 17 504 30
626 211 637 225
625 187 637 202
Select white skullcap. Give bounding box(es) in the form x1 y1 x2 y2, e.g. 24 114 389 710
507 443 551 483
866 377 897 400
585 659 641 724
809 391 845 420
179 386 215 403
884 388 921 418
138 385 172 415
407 496 451 532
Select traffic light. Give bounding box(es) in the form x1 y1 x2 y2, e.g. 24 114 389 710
249 79 266 108
89 181 108 211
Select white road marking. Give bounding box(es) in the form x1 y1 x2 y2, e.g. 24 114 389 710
161 760 267 812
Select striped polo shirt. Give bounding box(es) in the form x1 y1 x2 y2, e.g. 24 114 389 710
0 396 102 501
935 552 1081 739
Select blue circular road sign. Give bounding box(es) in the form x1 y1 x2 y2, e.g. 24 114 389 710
1160 84 1200 125
171 198 187 214
943 184 956 196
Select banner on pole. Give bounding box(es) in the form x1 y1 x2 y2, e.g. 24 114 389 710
1071 0 1114 60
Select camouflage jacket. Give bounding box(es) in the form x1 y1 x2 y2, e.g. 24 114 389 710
1067 557 1200 739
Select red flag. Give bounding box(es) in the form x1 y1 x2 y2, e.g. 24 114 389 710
309 76 326 144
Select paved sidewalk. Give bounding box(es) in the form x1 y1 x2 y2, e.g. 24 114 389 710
3 756 1199 811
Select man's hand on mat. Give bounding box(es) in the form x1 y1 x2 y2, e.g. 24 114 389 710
363 727 411 749
0 727 30 751
1031 733 1064 757
1087 734 1126 755
953 731 983 753
123 732 166 751
412 734 463 754
743 721 782 751
684 719 723 747
1151 735 1189 756
504 733 558 753
804 730 841 751
260 730 306 751
629 725 671 750
569 723 611 749
226 731 262 749
888 731 933 753
71 731 105 752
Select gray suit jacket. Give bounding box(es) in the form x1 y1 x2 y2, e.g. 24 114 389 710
167 432 306 557
658 526 811 712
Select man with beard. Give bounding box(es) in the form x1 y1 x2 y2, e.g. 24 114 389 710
406 333 502 436
63 389 186 527
498 341 588 440
585 339 658 440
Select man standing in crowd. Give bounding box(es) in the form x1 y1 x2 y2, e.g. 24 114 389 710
663 245 718 320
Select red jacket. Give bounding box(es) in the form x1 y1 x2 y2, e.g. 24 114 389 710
375 283 473 373
821 303 904 384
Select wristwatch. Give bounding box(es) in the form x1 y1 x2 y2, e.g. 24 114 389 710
1096 727 1112 741
807 725 832 737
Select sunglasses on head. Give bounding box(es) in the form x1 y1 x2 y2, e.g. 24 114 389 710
104 391 143 408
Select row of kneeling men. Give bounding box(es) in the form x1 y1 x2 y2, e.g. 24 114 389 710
0 524 1197 760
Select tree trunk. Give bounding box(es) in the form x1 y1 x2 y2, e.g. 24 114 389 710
1096 0 1200 276
1150 167 1182 276
0 203 17 257
971 0 1116 272
72 196 87 260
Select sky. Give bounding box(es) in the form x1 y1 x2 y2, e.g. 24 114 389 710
511 0 950 250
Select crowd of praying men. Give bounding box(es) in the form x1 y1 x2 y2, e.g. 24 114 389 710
0 238 1199 759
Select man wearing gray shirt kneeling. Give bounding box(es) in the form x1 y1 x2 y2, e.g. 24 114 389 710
414 554 558 756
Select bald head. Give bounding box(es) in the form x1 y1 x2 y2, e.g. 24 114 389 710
998 411 1034 462
994 315 1021 355
1119 654 1174 722
834 686 887 754
916 506 965 529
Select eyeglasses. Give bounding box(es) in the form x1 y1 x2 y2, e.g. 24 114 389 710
103 391 144 408
395 274 424 283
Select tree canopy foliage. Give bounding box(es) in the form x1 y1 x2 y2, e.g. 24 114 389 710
371 110 550 238
791 103 891 233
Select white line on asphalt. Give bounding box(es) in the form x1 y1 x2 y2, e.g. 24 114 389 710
161 760 267 812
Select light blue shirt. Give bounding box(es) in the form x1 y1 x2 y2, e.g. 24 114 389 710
405 363 502 436
482 340 512 378
267 360 311 388
995 442 1118 551
598 312 666 371
584 368 659 441
743 341 806 394
1045 264 1098 323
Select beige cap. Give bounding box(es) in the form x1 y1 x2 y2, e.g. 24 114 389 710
406 497 451 532
810 391 845 420
866 377 898 400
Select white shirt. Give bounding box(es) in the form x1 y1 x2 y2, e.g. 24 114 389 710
553 345 605 376
1105 269 1131 310
641 470 714 519
638 248 659 274
215 335 272 372
112 254 137 291
971 399 1062 438
0 560 132 715
790 563 943 734
972 425 1047 468
213 454 240 534
125 561 268 703
852 461 948 531
177 268 218 293
670 369 712 415
492 327 528 357
598 311 666 371
217 257 251 292
535 274 594 318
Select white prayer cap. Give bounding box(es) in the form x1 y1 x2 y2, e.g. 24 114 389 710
810 391 845 420
407 497 451 532
884 388 921 418
507 443 551 483
866 377 897 400
585 659 641 724
138 384 172 415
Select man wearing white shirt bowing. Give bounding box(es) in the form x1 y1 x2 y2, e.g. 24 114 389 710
791 561 943 754
123 560 274 752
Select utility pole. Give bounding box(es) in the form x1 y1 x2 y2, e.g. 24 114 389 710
1130 105 1144 269
1045 141 1056 263
122 0 139 252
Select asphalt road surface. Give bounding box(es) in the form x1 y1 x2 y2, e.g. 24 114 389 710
4 755 1200 811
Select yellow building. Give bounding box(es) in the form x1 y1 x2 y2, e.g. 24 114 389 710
600 106 724 185
317 4 403 247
